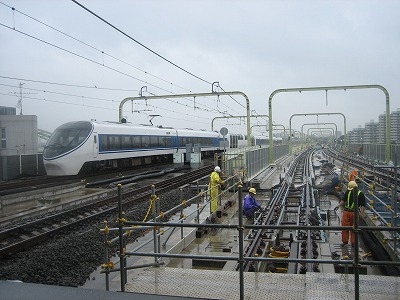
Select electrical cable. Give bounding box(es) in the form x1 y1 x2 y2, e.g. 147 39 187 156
0 23 238 114
0 91 118 111
0 83 122 103
0 1 192 94
1 81 224 115
0 22 171 91
1 4 245 120
0 75 137 91
0 91 212 125
71 0 212 86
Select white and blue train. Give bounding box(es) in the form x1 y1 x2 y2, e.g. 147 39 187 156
43 121 221 176
228 133 282 148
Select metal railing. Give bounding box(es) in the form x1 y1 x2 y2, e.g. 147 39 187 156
100 182 400 300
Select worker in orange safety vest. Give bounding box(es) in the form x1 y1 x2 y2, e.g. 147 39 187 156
334 181 366 247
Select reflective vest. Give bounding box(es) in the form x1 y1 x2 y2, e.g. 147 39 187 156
345 190 361 210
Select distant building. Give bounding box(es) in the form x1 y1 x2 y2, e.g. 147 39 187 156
364 121 379 144
348 127 364 144
0 107 44 180
378 114 386 144
348 108 400 144
0 114 38 156
390 109 400 144
0 106 17 115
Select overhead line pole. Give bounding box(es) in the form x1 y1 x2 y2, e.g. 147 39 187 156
301 122 338 148
119 91 252 147
211 115 268 131
268 85 390 163
289 112 346 155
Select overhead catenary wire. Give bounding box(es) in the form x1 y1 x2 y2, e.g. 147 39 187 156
0 22 168 92
71 0 212 86
0 83 126 103
0 91 118 111
0 75 138 92
0 80 237 116
0 1 192 94
0 3 249 120
0 91 213 126
0 22 241 115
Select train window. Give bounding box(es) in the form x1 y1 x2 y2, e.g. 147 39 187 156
76 130 88 146
150 136 158 147
132 136 141 148
164 136 172 147
159 136 168 147
109 135 121 150
101 136 109 150
121 136 131 149
159 136 165 147
142 136 150 148
44 121 93 158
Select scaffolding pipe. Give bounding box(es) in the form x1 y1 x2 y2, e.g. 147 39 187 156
117 184 125 292
238 185 244 300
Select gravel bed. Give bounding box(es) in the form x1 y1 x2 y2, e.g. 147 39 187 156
0 188 197 287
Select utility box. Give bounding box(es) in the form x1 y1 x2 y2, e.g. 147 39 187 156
193 144 201 153
173 153 184 163
191 153 201 164
185 144 193 163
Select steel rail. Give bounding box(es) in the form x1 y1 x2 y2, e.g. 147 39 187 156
0 166 213 258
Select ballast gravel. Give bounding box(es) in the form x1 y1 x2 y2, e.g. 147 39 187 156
0 188 197 287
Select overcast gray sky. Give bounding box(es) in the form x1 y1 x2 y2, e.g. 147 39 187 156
1 0 399 137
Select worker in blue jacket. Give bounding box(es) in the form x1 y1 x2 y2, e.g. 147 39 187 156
243 188 261 220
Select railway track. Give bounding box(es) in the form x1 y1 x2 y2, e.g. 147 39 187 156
0 160 187 196
0 165 213 259
236 148 399 276
0 175 77 196
325 147 400 191
240 149 323 273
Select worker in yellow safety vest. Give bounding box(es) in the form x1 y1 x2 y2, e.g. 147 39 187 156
209 166 224 213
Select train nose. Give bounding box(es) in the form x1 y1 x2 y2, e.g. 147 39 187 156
43 161 65 176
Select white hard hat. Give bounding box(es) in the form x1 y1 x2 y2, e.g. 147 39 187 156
214 166 221 172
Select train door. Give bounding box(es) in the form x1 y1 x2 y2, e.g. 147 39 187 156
93 132 98 158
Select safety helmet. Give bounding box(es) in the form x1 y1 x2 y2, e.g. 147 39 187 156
214 166 221 172
249 187 256 194
347 181 358 190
